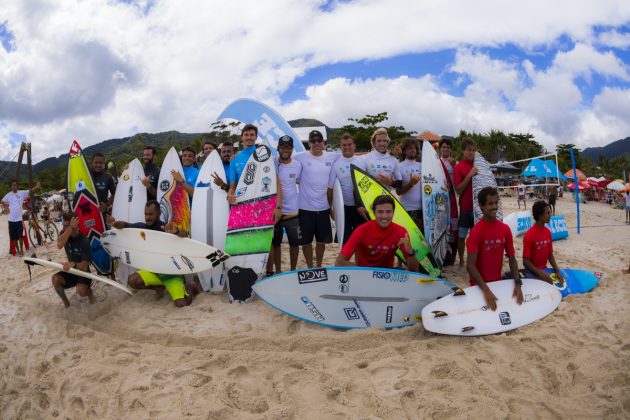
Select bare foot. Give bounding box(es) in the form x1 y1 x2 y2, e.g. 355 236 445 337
63 300 70 308
88 294 96 304
186 282 201 297
623 269 630 274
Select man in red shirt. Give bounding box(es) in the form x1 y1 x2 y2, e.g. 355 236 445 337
454 138 478 267
467 187 523 311
522 200 564 285
335 195 419 271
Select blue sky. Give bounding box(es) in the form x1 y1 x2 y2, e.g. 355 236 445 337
0 1 629 162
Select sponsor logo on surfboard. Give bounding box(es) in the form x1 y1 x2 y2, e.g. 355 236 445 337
358 176 371 193
301 296 325 322
253 146 271 162
235 187 247 197
344 307 360 320
125 251 130 264
128 186 133 203
160 180 170 192
372 271 409 283
244 163 256 185
181 255 194 271
524 293 540 303
298 268 328 284
353 300 371 327
263 166 270 173
170 257 181 270
499 312 511 325
122 174 130 181
338 274 349 294
262 176 271 192
423 185 433 195
386 306 393 324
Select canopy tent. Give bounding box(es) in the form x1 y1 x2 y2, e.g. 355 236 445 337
566 181 590 191
491 161 521 174
521 158 566 180
564 168 586 181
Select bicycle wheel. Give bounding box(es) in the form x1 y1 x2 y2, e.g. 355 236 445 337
46 221 59 242
28 224 43 246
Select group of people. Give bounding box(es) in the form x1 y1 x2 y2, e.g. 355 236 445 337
9 125 565 311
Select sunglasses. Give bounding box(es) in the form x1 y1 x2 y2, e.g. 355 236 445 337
309 138 324 143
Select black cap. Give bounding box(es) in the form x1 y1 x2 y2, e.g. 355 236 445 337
278 135 294 147
308 130 324 140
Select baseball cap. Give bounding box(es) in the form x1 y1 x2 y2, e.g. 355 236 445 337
308 130 324 140
278 135 294 147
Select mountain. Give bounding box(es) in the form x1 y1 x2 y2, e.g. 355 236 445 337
582 137 630 161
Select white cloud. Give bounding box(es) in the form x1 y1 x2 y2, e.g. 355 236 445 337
0 0 629 162
597 29 630 49
552 43 629 81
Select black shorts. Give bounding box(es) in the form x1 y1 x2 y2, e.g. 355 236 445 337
340 205 366 245
299 209 333 245
272 216 302 246
8 221 23 241
57 271 93 289
407 209 424 231
458 210 474 228
548 195 556 205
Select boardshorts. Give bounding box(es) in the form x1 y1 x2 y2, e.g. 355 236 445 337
8 221 23 241
57 271 93 289
138 270 187 301
299 209 333 245
272 215 302 246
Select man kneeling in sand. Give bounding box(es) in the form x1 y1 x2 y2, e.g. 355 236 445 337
335 195 419 271
107 200 200 307
522 200 564 285
52 212 95 308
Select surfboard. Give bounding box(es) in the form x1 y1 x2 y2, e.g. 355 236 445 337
439 157 458 265
472 152 503 224
157 147 191 235
253 267 461 329
224 145 277 302
421 141 450 267
217 98 306 155
67 140 112 275
23 257 133 295
111 158 147 286
332 179 345 244
350 165 440 277
191 150 229 292
421 279 561 336
112 158 146 224
101 228 229 275
503 210 532 237
545 268 603 297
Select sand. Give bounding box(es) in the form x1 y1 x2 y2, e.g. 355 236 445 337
0 195 628 419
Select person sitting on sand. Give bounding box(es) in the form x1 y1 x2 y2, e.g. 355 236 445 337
52 212 95 308
107 200 200 308
466 187 523 311
522 200 564 285
335 195 419 271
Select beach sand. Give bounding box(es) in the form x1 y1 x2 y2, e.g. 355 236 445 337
0 195 628 419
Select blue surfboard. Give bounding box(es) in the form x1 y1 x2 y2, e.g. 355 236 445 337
217 98 306 155
546 268 603 297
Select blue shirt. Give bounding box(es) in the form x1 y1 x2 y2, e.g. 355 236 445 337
183 165 199 188
223 162 231 186
229 145 256 186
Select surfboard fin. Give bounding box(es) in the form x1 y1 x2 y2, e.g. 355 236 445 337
461 326 474 333
432 310 448 318
452 287 465 296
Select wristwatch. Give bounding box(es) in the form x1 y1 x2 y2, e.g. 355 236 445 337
407 249 417 257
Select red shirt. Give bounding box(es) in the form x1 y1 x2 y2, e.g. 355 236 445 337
454 159 474 211
341 220 410 268
522 224 553 270
466 218 515 285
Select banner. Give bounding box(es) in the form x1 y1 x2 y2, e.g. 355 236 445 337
503 210 532 238
546 215 569 241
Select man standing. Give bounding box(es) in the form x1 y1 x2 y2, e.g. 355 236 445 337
396 139 423 230
522 200 564 285
466 187 523 311
107 200 200 307
454 138 478 266
547 185 558 215
141 145 160 200
266 135 302 275
294 130 339 268
517 179 527 209
91 153 116 214
211 141 234 191
2 180 41 256
172 146 199 198
51 212 95 307
202 141 215 158
327 133 365 245
335 195 419 271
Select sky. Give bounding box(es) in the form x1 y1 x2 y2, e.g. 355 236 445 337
1 0 629 163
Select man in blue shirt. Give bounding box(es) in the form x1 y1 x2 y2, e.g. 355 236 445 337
227 124 258 200
171 146 199 199
211 141 234 191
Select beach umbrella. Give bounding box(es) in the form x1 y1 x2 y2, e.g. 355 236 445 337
416 130 441 142
566 181 590 191
585 179 599 187
564 169 586 181
606 181 625 191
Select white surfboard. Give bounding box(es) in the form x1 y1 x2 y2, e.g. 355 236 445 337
253 267 461 329
23 257 134 295
191 150 229 292
421 279 561 336
503 210 532 238
224 145 277 302
332 179 345 245
421 141 450 267
472 152 503 224
101 228 229 275
112 158 147 224
111 158 146 285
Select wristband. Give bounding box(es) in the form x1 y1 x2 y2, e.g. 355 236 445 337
407 249 417 257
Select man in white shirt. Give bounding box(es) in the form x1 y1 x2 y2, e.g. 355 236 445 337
327 134 366 245
266 135 303 275
293 130 339 268
2 180 41 256
396 139 423 230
